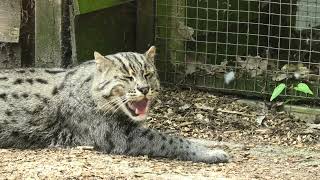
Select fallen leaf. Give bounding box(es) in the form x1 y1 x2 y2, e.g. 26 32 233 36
256 115 266 126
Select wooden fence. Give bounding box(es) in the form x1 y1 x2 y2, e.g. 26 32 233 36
0 0 154 68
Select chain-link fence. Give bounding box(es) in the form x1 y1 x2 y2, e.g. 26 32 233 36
154 0 320 100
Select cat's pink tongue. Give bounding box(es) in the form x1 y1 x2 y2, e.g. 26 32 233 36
132 99 148 115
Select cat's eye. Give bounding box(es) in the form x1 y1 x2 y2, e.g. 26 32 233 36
144 72 153 79
124 76 134 81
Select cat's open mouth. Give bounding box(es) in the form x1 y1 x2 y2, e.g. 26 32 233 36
126 98 150 117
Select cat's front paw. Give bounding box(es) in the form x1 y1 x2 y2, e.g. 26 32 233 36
195 149 229 164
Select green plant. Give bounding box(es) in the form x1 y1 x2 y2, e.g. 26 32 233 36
270 82 314 101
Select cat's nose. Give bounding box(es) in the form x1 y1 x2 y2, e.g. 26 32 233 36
137 86 150 95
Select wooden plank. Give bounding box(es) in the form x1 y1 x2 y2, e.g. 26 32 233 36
74 0 133 15
136 0 154 52
0 0 21 43
74 3 136 63
35 0 62 67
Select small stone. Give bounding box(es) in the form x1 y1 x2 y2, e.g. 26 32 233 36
196 114 204 120
179 104 191 111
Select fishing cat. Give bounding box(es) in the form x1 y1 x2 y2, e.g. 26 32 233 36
0 46 229 163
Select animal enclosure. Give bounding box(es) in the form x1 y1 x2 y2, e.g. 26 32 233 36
2 0 320 101
154 0 320 100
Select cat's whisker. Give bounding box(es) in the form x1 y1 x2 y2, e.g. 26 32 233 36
109 99 130 118
103 100 127 117
100 96 127 116
93 96 125 116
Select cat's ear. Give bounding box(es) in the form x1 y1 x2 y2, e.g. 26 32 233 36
94 51 113 72
145 46 156 62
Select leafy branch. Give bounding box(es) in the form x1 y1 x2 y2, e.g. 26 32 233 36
270 83 313 101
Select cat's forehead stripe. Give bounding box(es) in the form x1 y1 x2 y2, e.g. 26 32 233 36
109 55 130 74
128 62 138 74
131 52 145 67
125 52 142 69
108 54 134 74
109 52 150 74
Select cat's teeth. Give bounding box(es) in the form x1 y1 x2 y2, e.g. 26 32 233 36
128 102 134 110
135 107 147 115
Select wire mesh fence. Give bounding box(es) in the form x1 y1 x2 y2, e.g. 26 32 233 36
154 0 320 100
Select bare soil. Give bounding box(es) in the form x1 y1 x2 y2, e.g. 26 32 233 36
1 88 319 179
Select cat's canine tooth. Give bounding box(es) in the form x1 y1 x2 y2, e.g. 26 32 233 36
0 47 229 164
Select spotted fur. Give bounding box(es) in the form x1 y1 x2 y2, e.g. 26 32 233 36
0 47 228 163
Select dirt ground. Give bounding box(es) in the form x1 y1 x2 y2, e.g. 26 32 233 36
1 88 320 179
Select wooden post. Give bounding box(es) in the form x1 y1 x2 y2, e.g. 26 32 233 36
168 0 185 64
69 0 78 65
156 0 185 63
35 0 62 67
0 0 21 68
0 0 21 43
136 0 154 53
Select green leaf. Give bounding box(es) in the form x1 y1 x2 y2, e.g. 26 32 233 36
270 83 286 101
294 83 313 95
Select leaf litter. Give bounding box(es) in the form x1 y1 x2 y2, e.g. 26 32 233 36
0 88 319 179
